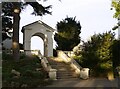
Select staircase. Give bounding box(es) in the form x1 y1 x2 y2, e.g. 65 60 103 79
47 57 79 80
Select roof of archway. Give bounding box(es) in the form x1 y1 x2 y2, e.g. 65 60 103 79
21 20 55 33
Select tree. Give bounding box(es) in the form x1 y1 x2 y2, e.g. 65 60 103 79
54 16 81 51
111 0 120 19
112 40 120 76
2 1 52 61
111 40 120 76
111 0 120 31
111 1 120 76
80 31 115 77
2 16 12 41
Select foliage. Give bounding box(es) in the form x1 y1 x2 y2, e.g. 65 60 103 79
54 16 81 51
111 40 120 68
73 43 81 56
2 53 52 87
111 0 120 19
2 16 12 41
53 49 57 57
2 2 24 41
73 55 82 65
25 2 52 16
2 2 52 17
77 31 115 77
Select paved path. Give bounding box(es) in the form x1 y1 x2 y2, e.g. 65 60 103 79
46 78 119 88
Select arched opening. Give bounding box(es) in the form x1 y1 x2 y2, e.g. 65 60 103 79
31 36 44 55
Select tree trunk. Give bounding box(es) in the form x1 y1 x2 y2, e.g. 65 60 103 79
12 9 20 61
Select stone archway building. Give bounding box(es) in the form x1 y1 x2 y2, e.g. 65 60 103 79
21 20 55 57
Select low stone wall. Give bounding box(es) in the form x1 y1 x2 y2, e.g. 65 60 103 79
2 50 40 56
64 51 75 58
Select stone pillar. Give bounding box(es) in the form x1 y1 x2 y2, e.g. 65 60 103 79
47 35 53 57
24 30 31 55
80 68 89 79
44 37 48 57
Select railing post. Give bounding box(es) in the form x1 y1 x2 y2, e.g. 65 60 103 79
49 69 57 80
80 68 89 79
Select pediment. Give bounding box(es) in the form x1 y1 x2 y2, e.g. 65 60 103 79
21 20 55 33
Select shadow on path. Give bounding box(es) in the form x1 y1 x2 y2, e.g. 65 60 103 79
45 78 119 88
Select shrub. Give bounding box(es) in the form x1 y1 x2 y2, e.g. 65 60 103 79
74 31 115 77
73 55 82 65
53 49 57 57
2 53 52 88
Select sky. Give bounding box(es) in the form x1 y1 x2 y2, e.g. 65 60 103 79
19 0 118 54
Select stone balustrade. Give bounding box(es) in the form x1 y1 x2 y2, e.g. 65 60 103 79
38 51 57 80
57 50 90 79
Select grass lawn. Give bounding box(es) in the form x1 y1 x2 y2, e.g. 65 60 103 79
2 53 52 88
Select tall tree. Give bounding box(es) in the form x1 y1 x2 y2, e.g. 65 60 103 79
111 1 120 74
54 16 81 51
80 31 115 76
2 1 52 61
12 3 21 61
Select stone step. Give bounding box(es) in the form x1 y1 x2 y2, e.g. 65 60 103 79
57 74 77 77
57 73 72 75
57 72 78 75
57 70 76 73
50 65 73 69
57 72 75 75
48 62 68 65
57 70 75 73
57 76 78 79
50 64 70 67
57 78 80 81
47 57 79 79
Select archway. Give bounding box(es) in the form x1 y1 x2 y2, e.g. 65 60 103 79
31 32 48 56
31 36 44 55
21 20 55 57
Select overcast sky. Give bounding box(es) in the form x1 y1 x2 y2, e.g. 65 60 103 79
19 0 118 53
